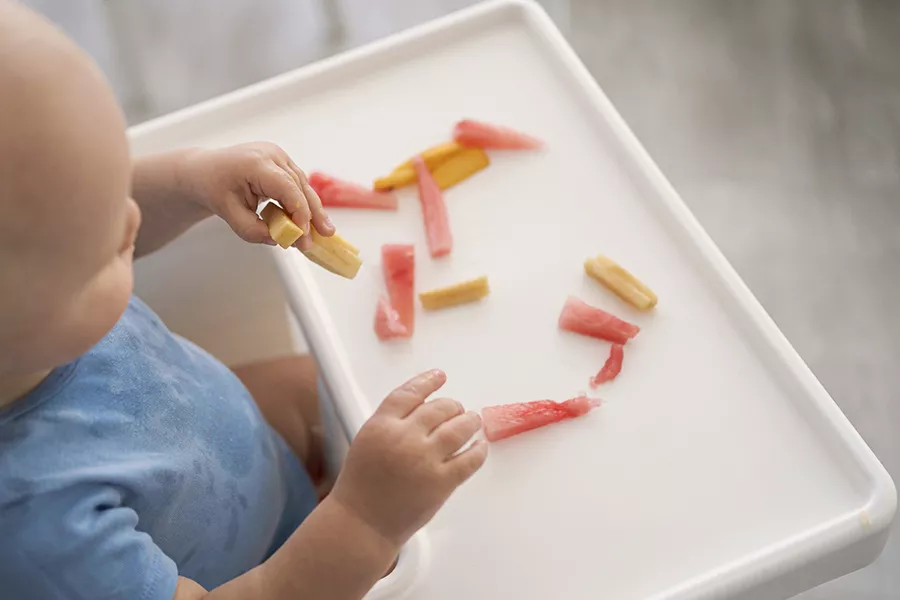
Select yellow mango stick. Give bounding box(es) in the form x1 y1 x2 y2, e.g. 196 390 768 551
419 276 490 310
432 148 490 190
373 141 466 191
374 166 416 191
584 255 657 311
303 228 362 280
260 202 303 248
261 203 361 279
395 141 464 171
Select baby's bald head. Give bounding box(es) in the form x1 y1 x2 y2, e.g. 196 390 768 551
0 1 140 375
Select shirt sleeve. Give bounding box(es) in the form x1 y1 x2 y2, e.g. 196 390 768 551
0 482 178 600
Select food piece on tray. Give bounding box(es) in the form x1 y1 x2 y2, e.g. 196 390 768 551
381 244 415 336
374 296 409 340
396 141 466 171
590 344 624 388
373 141 467 191
584 254 657 311
374 166 416 191
302 228 362 279
431 147 490 190
453 119 543 150
558 296 640 344
309 172 398 210
419 276 490 310
413 156 453 258
482 394 602 442
260 202 304 248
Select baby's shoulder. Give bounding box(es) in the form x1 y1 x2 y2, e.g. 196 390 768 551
1 296 214 424
0 295 266 508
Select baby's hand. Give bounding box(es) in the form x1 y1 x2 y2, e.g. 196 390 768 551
182 142 332 250
329 370 488 548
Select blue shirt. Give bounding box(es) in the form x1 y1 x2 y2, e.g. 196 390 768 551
0 297 316 600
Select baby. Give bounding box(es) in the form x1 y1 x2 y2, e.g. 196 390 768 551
0 3 487 600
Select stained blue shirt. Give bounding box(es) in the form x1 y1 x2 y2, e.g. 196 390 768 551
0 297 316 600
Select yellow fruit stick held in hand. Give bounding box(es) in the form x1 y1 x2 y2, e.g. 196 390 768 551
261 203 362 279
303 228 363 280
260 202 304 248
584 255 657 311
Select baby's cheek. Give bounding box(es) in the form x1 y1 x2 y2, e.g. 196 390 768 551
58 260 134 365
98 258 134 331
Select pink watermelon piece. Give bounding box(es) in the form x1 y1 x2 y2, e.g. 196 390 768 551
374 296 409 340
380 244 415 337
309 171 398 211
482 394 602 442
558 296 640 345
453 119 543 150
590 343 624 388
412 156 453 258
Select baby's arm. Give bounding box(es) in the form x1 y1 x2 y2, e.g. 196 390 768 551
174 499 395 600
131 143 331 257
174 369 487 600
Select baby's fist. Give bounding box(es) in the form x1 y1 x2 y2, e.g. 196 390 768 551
329 370 488 548
182 142 332 250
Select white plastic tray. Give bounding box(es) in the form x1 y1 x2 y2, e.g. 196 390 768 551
129 2 895 598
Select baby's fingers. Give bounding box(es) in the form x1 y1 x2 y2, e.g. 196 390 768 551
293 232 313 252
432 411 482 457
221 195 273 244
445 440 489 485
412 398 464 433
376 369 447 419
287 158 334 237
252 164 311 234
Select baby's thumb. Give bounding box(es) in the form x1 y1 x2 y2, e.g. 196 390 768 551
222 198 274 245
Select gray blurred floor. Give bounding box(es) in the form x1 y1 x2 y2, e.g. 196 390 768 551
25 0 900 598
